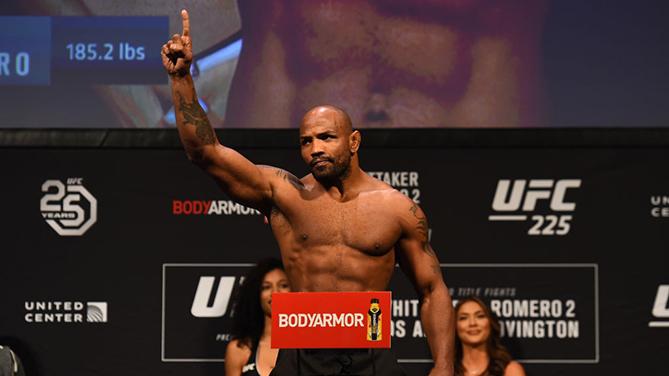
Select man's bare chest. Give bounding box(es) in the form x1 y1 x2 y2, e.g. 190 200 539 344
271 193 402 255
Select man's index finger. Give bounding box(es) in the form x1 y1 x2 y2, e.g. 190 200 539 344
181 9 190 37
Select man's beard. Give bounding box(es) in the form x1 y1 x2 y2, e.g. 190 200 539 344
311 154 351 183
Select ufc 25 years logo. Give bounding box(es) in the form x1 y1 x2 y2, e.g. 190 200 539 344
489 179 581 236
40 178 97 236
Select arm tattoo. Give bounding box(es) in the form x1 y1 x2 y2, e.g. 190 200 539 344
410 203 434 255
274 168 304 190
178 93 216 145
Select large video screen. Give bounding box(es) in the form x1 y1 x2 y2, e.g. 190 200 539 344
1 0 666 128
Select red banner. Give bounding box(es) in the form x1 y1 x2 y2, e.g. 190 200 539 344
271 291 392 349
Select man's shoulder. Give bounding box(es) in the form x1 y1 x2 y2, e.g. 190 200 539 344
362 177 414 207
365 172 395 190
363 176 426 223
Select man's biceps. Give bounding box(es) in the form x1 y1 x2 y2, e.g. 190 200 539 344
399 249 426 273
260 168 282 189
401 218 426 239
399 237 426 254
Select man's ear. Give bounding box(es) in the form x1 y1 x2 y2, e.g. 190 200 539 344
350 130 361 154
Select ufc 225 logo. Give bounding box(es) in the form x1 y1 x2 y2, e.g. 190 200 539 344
190 276 237 318
489 179 581 236
40 178 97 236
650 285 669 328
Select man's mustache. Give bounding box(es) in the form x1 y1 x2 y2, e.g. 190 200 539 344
310 157 334 167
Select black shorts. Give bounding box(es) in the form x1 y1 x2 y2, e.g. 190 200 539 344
269 348 407 376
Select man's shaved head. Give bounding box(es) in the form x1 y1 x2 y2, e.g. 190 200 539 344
298 105 360 184
301 105 353 134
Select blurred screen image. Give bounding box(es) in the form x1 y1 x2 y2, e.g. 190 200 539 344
0 0 667 128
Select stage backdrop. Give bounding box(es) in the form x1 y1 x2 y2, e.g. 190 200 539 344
0 129 667 375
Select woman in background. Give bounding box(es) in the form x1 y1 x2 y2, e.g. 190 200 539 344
455 296 525 376
225 258 291 376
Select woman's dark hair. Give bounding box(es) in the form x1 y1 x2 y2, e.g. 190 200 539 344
229 257 285 351
454 296 512 376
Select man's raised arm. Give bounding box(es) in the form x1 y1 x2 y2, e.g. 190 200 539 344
162 10 278 213
396 198 454 376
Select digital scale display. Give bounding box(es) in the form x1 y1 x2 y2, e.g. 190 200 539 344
0 16 168 85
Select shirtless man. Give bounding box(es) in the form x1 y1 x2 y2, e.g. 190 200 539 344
163 10 454 375
226 0 548 128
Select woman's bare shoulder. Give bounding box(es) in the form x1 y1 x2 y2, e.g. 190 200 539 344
504 360 526 376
